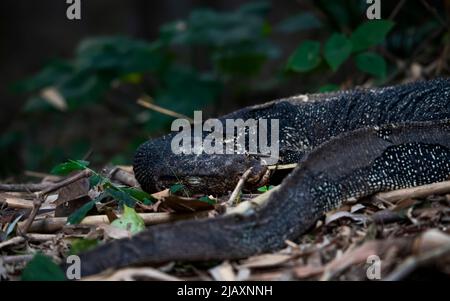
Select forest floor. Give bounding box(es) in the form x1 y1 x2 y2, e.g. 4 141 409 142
1 165 450 281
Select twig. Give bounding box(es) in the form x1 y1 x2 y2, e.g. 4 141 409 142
0 234 57 250
19 169 92 235
2 254 34 264
0 170 88 193
0 236 25 250
0 195 55 210
267 163 297 170
137 95 194 123
226 186 279 215
420 0 449 29
0 183 49 192
19 211 211 233
226 168 253 206
384 242 450 281
24 170 61 181
41 169 92 196
374 180 450 203
26 233 57 241
389 0 407 20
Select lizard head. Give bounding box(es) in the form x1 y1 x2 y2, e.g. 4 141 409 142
133 137 270 195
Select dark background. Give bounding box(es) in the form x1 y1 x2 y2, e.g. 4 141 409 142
0 0 448 178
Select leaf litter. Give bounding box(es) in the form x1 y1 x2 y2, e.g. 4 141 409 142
1 160 450 281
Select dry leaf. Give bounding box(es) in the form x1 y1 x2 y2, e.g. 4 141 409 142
40 87 67 111
294 265 325 279
325 211 367 225
98 224 131 240
239 254 292 269
350 204 365 213
413 229 450 254
209 261 235 281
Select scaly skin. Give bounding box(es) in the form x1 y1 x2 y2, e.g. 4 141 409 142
67 79 450 276
73 120 450 276
133 78 450 194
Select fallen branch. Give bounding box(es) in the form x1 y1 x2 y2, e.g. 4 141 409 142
19 211 211 233
0 236 25 250
0 234 57 250
0 195 55 210
0 183 49 192
374 180 450 203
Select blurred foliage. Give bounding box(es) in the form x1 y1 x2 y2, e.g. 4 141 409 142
2 0 448 176
21 253 66 281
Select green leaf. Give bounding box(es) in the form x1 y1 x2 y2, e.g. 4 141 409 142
276 12 322 33
287 40 321 72
198 196 216 205
213 51 268 76
111 205 145 234
257 185 274 192
69 238 99 255
67 199 96 225
239 1 271 15
257 186 269 192
324 33 352 71
121 187 155 204
142 198 152 205
318 84 340 93
13 60 73 94
350 20 394 52
355 52 387 78
169 183 185 194
21 253 66 281
89 174 103 188
106 188 136 207
318 0 351 27
51 159 90 176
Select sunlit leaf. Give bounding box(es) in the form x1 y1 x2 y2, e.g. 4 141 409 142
111 205 145 234
69 238 99 255
257 185 274 192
